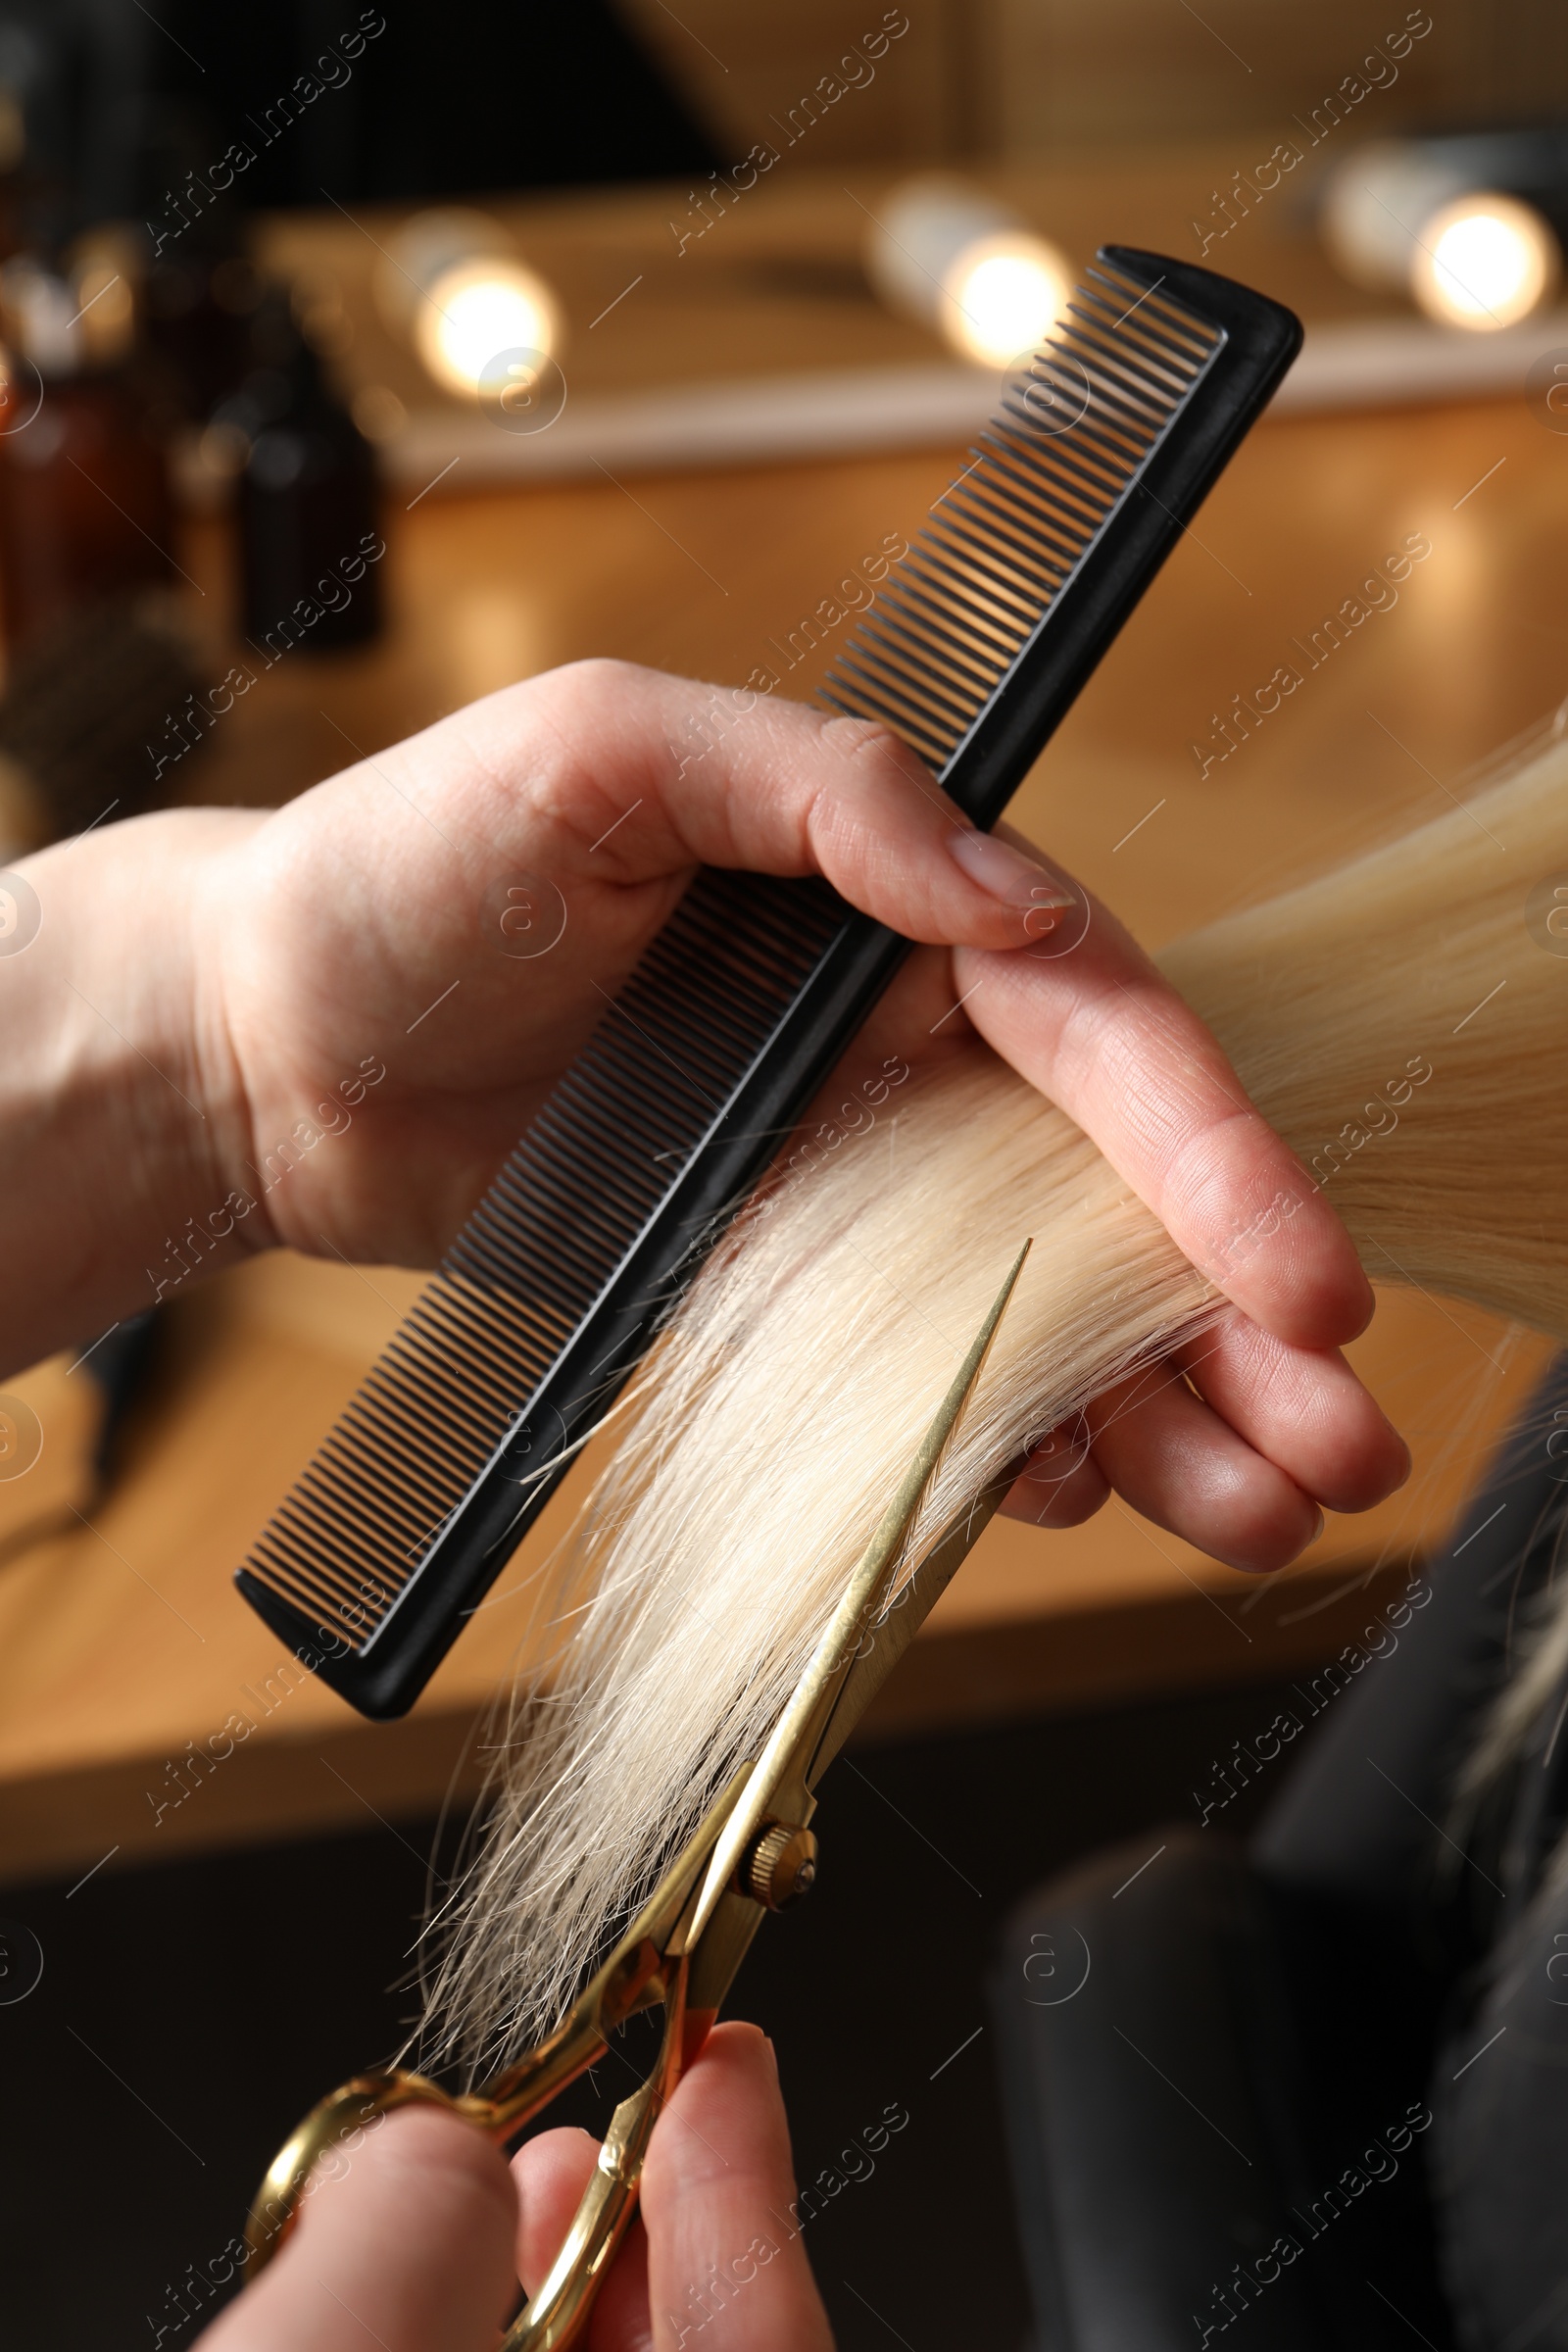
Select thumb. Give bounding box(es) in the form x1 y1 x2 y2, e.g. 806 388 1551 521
201 2104 518 2352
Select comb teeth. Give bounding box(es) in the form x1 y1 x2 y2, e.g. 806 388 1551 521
820 261 1220 770
244 869 849 1643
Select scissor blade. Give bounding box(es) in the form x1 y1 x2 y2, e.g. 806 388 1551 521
803 1476 1013 1793
796 1240 1032 1788
684 1240 1031 1947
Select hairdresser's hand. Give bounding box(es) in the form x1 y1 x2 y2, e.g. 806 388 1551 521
199 2023 834 2352
1 658 1404 1567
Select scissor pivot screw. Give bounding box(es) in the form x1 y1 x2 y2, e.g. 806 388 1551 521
745 1823 818 1910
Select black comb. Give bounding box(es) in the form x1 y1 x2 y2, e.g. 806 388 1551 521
237 248 1301 1717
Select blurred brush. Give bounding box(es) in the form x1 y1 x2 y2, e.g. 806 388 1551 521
0 1312 165 1573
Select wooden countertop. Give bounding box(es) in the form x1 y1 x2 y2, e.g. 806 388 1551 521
0 163 1563 1886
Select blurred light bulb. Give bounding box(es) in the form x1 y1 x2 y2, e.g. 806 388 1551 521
940 231 1070 367
373 208 506 333
864 173 1070 368
1408 191 1557 329
374 210 563 401
0 259 77 374
415 258 561 397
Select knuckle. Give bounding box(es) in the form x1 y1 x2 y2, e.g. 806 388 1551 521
546 654 640 706
819 714 915 777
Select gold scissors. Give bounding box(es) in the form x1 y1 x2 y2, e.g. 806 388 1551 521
242 1240 1029 2349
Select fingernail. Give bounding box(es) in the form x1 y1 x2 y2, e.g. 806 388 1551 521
947 826 1076 911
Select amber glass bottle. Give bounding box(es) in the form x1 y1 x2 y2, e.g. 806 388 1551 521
213 291 381 654
0 259 177 649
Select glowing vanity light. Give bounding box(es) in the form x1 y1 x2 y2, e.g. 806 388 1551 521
1322 141 1561 331
864 174 1070 368
374 208 563 399
1408 192 1558 329
415 257 561 397
938 232 1071 367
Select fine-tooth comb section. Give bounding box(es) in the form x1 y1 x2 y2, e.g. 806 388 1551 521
237 248 1302 1716
244 869 850 1646
819 259 1220 767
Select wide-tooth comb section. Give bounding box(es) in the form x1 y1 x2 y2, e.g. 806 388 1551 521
244 870 849 1645
820 260 1220 766
237 249 1300 1715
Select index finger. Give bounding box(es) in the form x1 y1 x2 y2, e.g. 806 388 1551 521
954 877 1372 1351
431 660 1076 956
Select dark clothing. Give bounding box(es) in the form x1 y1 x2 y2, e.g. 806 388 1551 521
994 1364 1568 2349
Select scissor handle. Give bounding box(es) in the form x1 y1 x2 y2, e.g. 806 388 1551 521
243 2069 460 2269
498 1956 694 2351
242 1976 695 2352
